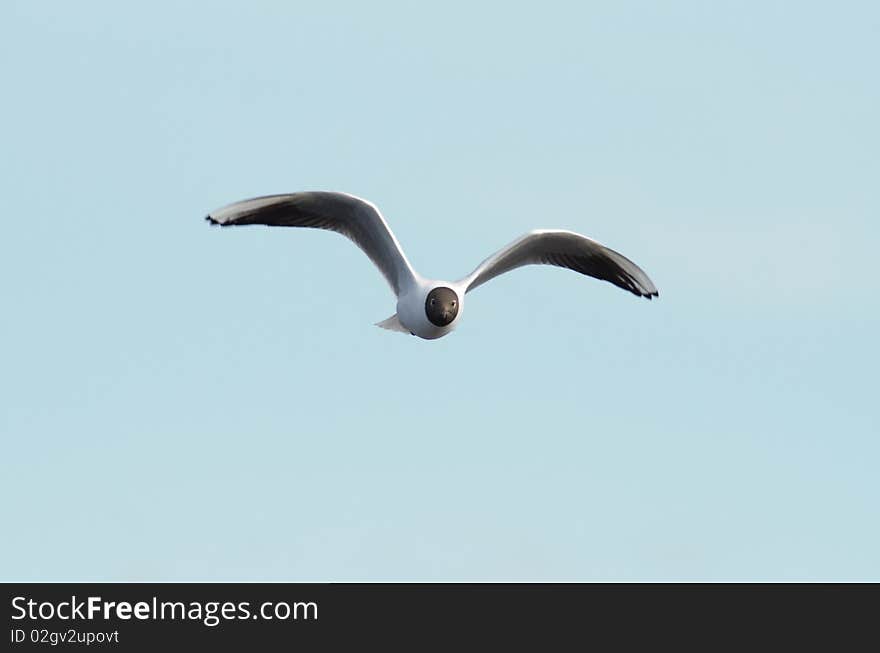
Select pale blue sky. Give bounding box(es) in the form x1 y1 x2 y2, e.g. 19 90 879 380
1 1 877 580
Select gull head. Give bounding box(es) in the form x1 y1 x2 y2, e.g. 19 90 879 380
425 287 459 327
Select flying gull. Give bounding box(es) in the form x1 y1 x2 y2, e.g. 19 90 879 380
206 191 658 339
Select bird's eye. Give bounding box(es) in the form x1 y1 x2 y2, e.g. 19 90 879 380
451 301 456 307
430 299 436 306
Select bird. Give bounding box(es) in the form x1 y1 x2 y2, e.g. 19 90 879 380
205 191 658 340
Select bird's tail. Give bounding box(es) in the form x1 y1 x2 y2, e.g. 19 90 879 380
375 314 410 334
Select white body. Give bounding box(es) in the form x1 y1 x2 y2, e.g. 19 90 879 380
395 276 467 340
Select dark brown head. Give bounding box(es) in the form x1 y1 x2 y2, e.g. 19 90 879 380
425 287 459 327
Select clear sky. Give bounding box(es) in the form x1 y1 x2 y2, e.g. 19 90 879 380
2 1 877 581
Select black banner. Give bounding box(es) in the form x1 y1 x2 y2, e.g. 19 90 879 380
3 583 876 648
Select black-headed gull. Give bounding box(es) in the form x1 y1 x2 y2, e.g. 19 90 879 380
206 191 658 339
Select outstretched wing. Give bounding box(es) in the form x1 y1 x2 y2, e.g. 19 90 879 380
461 230 658 299
206 191 416 296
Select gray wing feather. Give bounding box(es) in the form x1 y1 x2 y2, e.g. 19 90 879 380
462 230 658 299
206 192 415 296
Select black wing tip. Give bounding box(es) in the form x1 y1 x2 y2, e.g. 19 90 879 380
205 215 221 226
638 289 659 300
